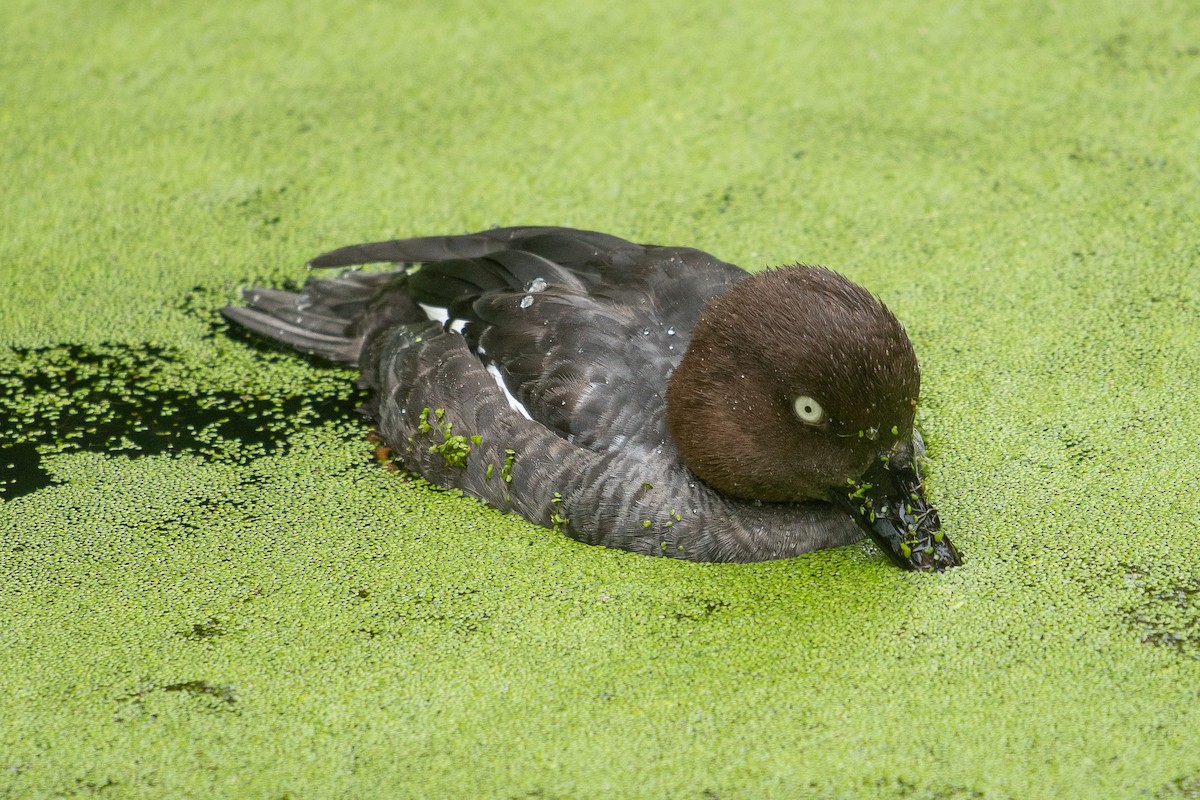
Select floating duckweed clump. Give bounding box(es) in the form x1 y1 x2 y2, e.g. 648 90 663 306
0 342 369 500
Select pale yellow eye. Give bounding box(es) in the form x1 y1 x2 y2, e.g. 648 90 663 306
793 395 825 425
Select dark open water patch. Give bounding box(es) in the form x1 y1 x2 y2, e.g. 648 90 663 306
0 341 368 501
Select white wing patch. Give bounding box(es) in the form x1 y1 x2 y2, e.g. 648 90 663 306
418 303 467 334
418 303 528 418
486 363 533 420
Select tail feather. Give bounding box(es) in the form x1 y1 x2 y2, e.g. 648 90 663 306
238 287 346 337
221 269 424 367
221 304 362 364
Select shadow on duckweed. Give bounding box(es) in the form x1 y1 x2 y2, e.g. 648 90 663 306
113 679 240 722
1123 564 1200 659
0 340 368 501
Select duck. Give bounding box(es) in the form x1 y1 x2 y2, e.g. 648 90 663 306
221 226 961 570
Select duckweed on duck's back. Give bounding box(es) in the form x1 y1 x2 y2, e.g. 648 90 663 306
223 226 961 570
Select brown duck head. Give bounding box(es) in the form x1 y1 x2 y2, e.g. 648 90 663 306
666 266 960 571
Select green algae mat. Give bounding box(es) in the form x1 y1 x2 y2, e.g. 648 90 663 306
3 1 1200 797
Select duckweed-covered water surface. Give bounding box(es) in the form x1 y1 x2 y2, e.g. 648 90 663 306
0 340 369 500
3 0 1200 798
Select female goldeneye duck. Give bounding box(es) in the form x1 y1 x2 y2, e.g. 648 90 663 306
222 226 962 571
